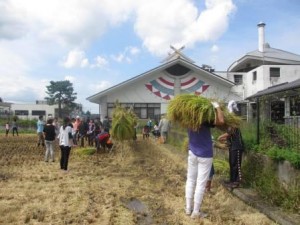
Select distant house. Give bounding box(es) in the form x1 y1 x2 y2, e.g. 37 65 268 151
10 100 59 120
87 22 300 122
0 101 12 118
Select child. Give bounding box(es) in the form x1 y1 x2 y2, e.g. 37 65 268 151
5 121 9 137
152 123 160 139
142 125 150 139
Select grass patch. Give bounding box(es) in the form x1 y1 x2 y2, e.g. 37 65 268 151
75 147 96 156
242 153 300 212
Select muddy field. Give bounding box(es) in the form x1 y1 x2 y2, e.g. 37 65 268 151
0 134 277 225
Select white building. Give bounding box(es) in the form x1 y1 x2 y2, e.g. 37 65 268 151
87 50 241 121
87 22 300 122
0 102 12 115
11 100 58 120
216 22 300 121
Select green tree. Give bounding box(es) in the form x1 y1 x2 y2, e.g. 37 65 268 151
45 80 77 118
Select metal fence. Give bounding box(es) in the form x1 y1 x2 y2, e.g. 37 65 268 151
257 117 300 152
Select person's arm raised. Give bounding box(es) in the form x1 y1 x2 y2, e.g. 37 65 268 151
211 102 224 126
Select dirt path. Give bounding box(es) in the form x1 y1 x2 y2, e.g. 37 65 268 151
0 135 277 224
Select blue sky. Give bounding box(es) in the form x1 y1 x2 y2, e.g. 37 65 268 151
1 0 300 113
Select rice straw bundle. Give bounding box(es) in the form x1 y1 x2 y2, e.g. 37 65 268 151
167 94 215 130
167 94 242 130
222 107 243 127
111 104 138 141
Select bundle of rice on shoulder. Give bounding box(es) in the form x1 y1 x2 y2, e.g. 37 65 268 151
167 94 241 131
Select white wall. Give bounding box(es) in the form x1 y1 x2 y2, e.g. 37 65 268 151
105 70 234 104
11 103 58 120
216 65 300 100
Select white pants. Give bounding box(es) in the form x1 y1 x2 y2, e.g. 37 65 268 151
185 150 213 212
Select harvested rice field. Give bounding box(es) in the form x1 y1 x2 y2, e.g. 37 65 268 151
0 134 277 225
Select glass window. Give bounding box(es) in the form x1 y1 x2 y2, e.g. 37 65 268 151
270 67 280 77
15 110 29 115
135 103 147 107
107 102 161 119
148 103 160 107
134 108 141 118
141 108 147 119
253 71 257 81
234 74 243 85
147 108 154 119
32 110 46 116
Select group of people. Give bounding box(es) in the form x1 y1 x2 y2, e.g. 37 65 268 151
185 100 244 219
36 115 112 172
142 116 170 143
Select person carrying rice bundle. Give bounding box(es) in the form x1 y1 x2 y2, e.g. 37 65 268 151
167 94 225 219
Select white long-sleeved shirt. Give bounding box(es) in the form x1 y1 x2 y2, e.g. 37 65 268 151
58 125 73 147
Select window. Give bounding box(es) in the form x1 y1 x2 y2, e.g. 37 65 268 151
253 71 257 81
234 74 243 85
141 108 147 119
107 102 161 119
32 110 46 116
270 67 280 77
15 110 29 115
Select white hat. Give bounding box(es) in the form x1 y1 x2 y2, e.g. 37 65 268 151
76 116 80 119
227 100 239 113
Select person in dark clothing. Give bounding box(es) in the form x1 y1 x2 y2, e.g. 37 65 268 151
218 100 244 188
93 121 101 146
87 119 95 146
12 119 19 136
43 118 56 162
102 116 110 131
218 126 244 188
78 119 88 147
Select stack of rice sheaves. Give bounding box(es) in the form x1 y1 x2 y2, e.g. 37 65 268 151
167 94 242 131
111 104 138 141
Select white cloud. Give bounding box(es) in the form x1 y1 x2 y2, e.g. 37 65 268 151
211 44 219 52
92 56 108 68
62 49 108 68
128 46 140 55
111 53 126 63
62 49 89 68
89 81 112 92
134 0 236 55
111 46 140 63
0 44 47 102
0 0 236 106
64 75 76 82
2 0 235 56
0 1 27 40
